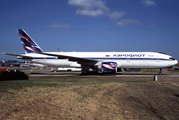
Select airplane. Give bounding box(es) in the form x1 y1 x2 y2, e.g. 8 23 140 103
3 29 178 75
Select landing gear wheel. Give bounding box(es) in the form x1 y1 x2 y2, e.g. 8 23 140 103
158 72 162 75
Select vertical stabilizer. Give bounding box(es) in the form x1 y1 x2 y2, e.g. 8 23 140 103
18 29 43 53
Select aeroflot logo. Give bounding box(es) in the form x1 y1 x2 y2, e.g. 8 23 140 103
113 54 146 57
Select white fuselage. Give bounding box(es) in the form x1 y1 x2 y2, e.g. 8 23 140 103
20 52 178 69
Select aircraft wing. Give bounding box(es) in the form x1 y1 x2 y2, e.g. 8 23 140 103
36 52 98 64
2 53 33 59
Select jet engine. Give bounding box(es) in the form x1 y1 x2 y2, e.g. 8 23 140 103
101 62 117 73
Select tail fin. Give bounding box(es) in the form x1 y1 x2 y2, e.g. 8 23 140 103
18 29 43 53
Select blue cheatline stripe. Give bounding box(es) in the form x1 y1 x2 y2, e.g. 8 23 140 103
33 57 57 59
19 57 172 61
88 58 171 61
18 57 57 59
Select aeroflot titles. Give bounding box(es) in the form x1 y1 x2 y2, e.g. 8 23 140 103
113 54 146 57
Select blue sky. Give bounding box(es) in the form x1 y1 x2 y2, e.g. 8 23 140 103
0 0 179 61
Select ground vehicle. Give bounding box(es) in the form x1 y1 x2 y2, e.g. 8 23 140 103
0 68 8 72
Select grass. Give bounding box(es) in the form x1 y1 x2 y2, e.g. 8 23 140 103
0 76 138 92
0 76 125 119
0 76 179 119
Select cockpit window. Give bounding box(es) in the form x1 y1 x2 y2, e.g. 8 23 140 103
169 57 175 60
159 52 166 55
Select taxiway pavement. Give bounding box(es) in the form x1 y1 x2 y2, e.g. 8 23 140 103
29 73 179 78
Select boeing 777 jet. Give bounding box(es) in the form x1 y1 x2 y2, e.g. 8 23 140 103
3 29 178 75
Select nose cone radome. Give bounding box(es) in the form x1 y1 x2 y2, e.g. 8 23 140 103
175 60 178 65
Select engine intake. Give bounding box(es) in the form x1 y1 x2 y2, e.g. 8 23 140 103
101 62 117 73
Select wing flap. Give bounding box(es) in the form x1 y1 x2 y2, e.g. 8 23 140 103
36 52 97 64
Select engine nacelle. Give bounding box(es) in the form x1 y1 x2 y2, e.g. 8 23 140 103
101 62 117 73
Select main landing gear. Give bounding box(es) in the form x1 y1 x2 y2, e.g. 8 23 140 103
158 68 165 75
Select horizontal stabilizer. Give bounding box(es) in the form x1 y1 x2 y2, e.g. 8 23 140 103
2 53 33 59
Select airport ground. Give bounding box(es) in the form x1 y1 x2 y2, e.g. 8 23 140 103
0 68 179 119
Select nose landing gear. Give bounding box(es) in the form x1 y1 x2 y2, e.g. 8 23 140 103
158 68 165 75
